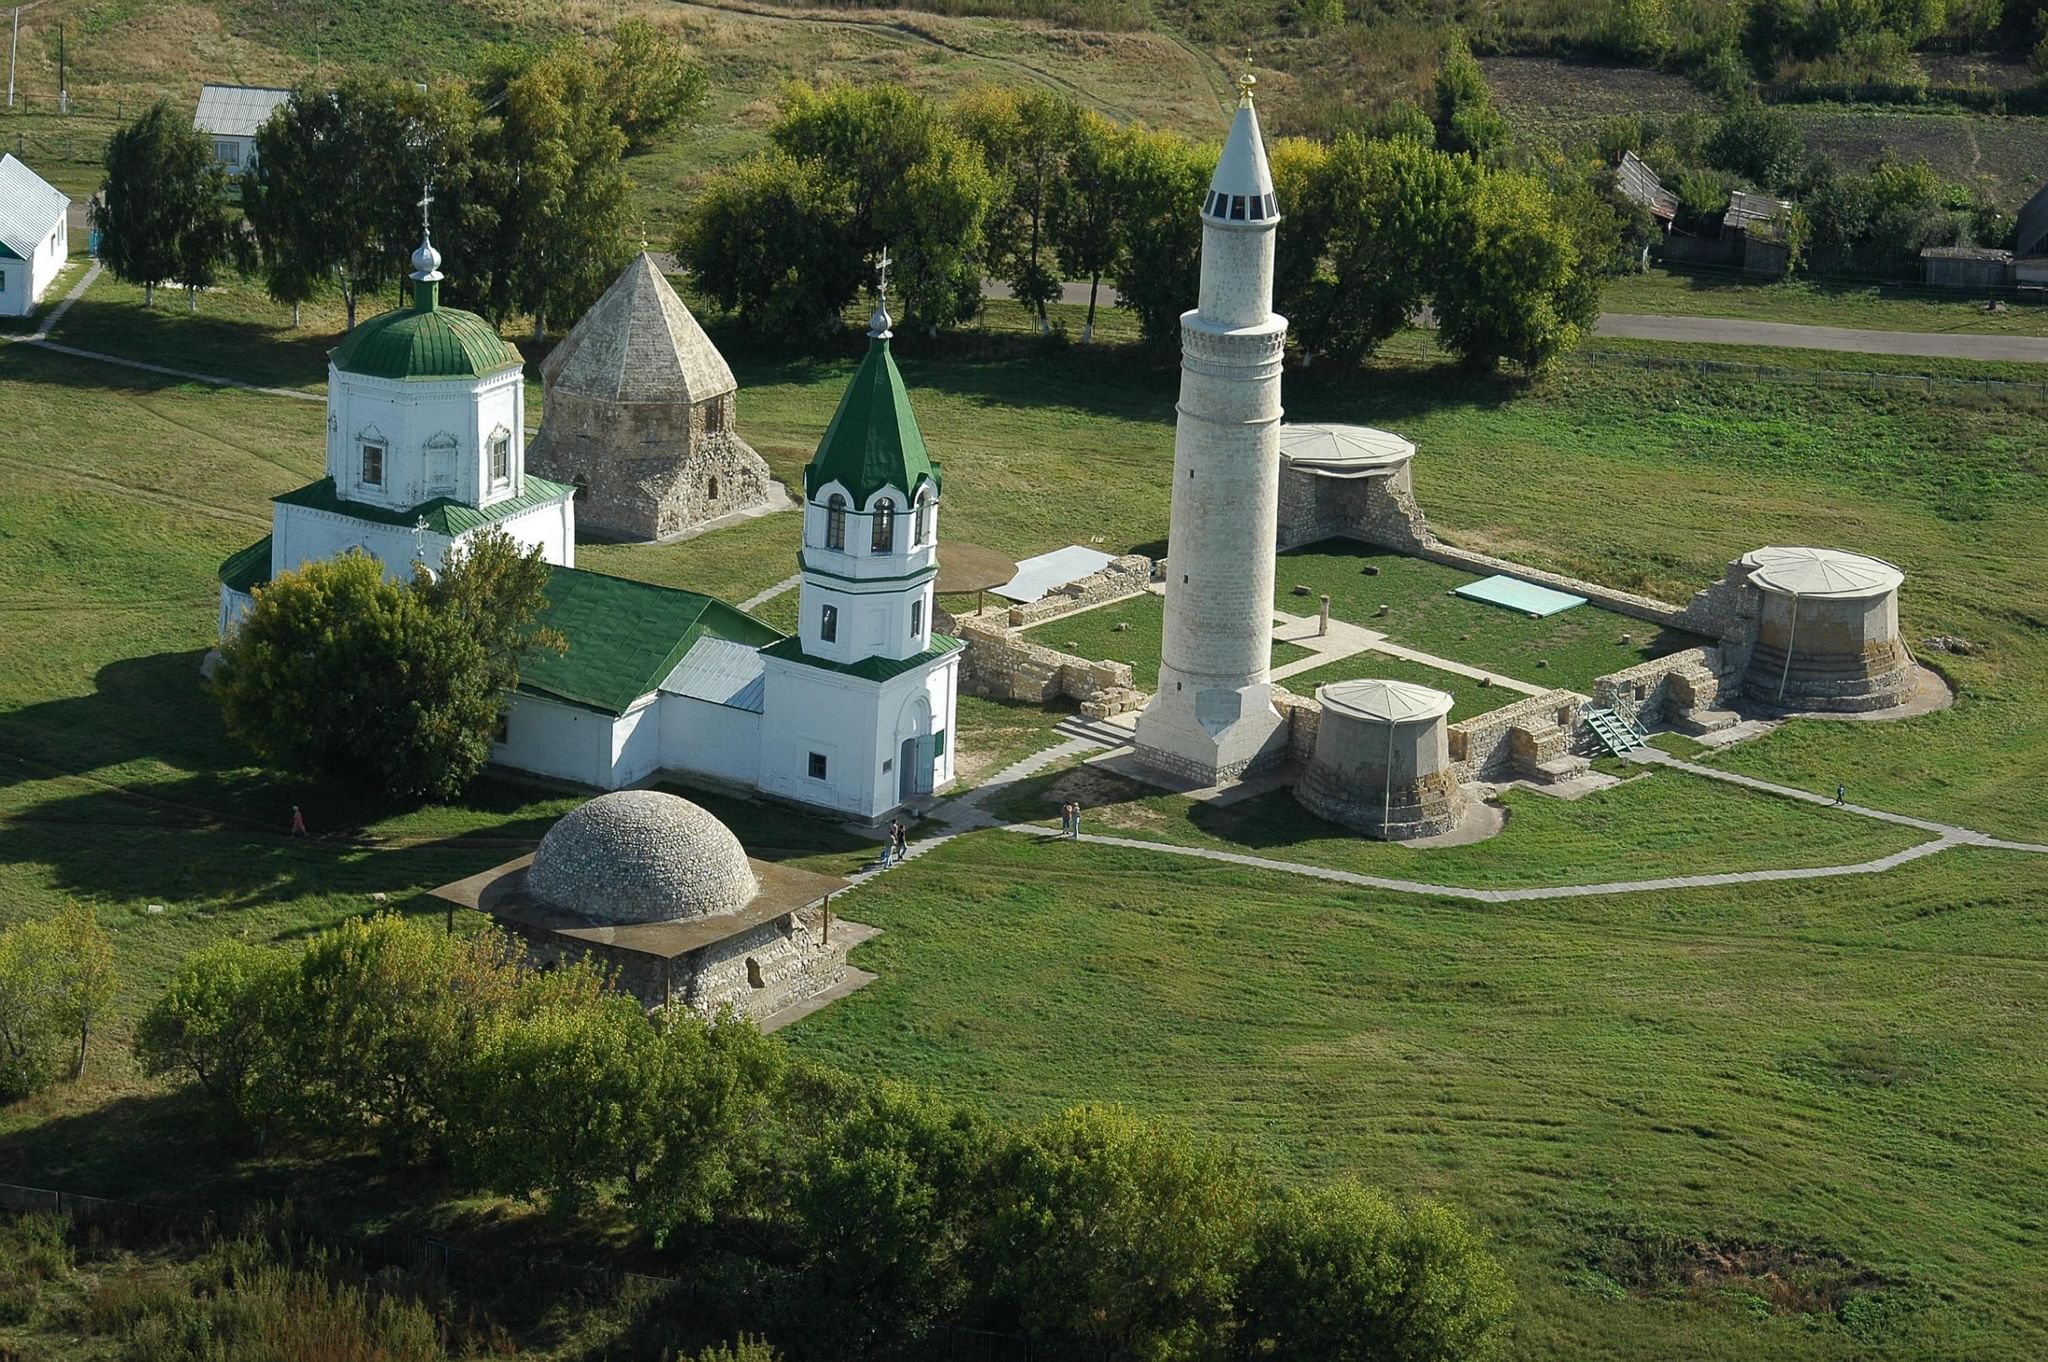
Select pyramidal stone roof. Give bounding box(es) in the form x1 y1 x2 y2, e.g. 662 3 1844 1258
802 333 941 508
542 252 737 405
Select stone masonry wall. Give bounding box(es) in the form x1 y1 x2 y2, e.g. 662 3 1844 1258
528 390 777 541
958 615 1146 718
1445 690 1586 781
1276 465 1432 554
1002 555 1156 627
1591 647 1728 726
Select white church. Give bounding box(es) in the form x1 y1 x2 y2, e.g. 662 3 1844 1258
218 225 958 820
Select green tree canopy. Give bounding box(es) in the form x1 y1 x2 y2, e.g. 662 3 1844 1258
1048 108 1122 343
600 18 710 150
95 101 234 309
1109 126 1212 349
135 938 298 1146
1239 1179 1515 1362
1431 37 1509 161
0 910 114 1097
956 86 1081 333
1433 167 1598 373
682 151 861 340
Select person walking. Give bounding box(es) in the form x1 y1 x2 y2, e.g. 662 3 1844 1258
1058 802 1073 838
880 821 897 869
1833 783 1847 807
1068 800 1082 840
893 821 909 864
289 804 308 838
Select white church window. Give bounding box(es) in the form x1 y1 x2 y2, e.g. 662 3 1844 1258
820 603 838 643
911 599 924 640
807 752 828 780
871 500 896 553
0 268 7 292
489 432 511 488
913 493 931 546
360 442 385 487
826 495 847 550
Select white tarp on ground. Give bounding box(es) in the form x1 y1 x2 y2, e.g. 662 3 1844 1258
993 545 1116 604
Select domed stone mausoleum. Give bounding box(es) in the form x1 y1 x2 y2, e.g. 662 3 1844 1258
1735 546 1915 713
430 790 868 1023
1295 679 1467 840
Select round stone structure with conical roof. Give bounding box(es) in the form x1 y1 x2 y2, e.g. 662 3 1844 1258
526 790 759 925
1296 678 1467 840
1737 546 1914 712
528 253 776 541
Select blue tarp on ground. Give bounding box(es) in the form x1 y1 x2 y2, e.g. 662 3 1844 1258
1455 574 1587 618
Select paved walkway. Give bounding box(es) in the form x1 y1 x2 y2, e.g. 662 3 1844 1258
738 574 801 612
1592 312 2048 363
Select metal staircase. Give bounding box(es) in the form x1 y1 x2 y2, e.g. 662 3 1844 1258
1583 707 1650 757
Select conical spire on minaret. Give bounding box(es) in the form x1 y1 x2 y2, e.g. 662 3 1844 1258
1202 56 1276 225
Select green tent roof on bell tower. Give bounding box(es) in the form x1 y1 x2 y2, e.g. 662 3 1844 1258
802 328 941 508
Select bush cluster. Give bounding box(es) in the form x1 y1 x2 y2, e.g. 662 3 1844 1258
0 907 115 1100
137 914 1513 1361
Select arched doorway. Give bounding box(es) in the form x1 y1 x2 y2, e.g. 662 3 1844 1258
897 694 934 802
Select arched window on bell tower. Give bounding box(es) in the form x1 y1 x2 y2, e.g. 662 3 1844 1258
826 494 847 550
871 499 896 553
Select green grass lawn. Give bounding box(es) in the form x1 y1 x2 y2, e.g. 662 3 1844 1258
788 831 2048 1362
1275 541 1705 695
4 273 2047 1361
1275 648 1526 719
1021 589 1310 688
989 762 1931 887
1603 268 2048 338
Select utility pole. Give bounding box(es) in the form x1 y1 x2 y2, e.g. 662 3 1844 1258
7 8 19 111
57 19 64 114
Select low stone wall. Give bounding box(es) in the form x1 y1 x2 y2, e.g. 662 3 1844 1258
1446 690 1585 781
958 616 1145 718
1004 554 1156 627
1272 685 1320 763
1591 647 1729 726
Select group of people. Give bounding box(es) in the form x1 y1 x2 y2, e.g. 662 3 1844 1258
878 818 912 869
1059 801 1083 839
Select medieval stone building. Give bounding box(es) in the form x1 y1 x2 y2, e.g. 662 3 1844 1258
529 253 778 541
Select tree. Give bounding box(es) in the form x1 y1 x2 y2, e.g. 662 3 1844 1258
95 101 234 309
792 1081 992 1351
1048 109 1121 343
980 1104 1255 1362
0 909 115 1094
956 87 1080 334
626 1014 789 1247
1292 133 1474 365
600 18 709 150
1109 125 1210 348
1706 99 1806 196
1431 37 1508 161
135 938 297 1143
1433 168 1598 373
415 527 565 694
1268 135 1333 342
244 78 409 331
681 151 860 339
1239 1179 1515 1362
213 553 500 803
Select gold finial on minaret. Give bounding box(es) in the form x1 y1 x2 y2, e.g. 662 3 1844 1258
1238 48 1256 104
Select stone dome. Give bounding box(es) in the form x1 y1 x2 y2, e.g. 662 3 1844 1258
527 790 758 925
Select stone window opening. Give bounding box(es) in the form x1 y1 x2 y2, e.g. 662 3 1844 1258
746 957 765 989
707 474 720 500
914 493 932 546
911 598 924 640
1230 195 1246 220
821 603 839 643
872 500 896 553
360 442 385 487
573 477 590 503
826 494 847 550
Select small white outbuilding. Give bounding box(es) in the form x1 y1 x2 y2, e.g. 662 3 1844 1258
0 154 69 318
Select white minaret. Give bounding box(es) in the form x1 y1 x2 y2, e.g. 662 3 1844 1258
1133 69 1289 785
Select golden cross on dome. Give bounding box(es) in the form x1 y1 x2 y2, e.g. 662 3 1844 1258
1238 49 1256 104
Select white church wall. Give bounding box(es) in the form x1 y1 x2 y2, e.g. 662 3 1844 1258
497 498 575 568
657 695 761 787
0 260 22 317
494 694 627 788
218 586 253 637
757 661 882 816
0 214 65 317
609 696 662 788
271 503 454 584
324 368 526 513
31 215 66 305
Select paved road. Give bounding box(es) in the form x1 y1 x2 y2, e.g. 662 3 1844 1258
1591 312 2048 363
986 280 2048 362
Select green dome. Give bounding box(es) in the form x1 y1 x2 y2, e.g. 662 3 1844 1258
331 281 523 381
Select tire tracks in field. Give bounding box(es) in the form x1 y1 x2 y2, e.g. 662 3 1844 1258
0 454 273 530
674 0 1149 121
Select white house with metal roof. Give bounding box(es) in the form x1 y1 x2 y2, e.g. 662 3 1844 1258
194 84 292 175
0 154 68 317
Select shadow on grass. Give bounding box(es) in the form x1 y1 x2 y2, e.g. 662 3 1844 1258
45 296 341 390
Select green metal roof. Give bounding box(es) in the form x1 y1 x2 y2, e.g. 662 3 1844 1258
273 476 574 537
520 566 784 715
758 632 962 683
218 535 274 594
330 280 524 381
802 336 942 507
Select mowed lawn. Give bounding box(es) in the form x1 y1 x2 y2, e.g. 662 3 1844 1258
1021 589 1311 689
2 277 2046 1362
790 832 2048 1362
